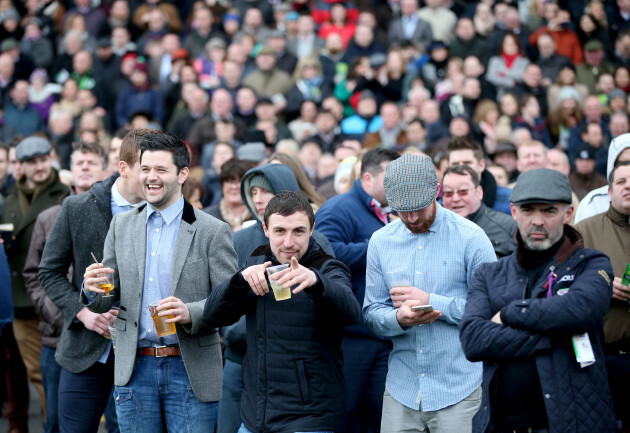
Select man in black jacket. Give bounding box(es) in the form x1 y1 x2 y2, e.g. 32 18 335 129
460 168 615 433
204 191 360 433
442 165 516 258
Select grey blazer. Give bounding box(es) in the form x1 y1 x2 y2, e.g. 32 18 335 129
388 17 433 51
83 201 238 402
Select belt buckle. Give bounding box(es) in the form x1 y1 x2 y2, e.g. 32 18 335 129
154 345 167 358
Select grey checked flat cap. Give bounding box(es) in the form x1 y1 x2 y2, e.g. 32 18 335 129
510 168 572 205
384 154 438 212
15 136 52 162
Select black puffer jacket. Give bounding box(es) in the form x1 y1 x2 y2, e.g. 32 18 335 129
204 239 360 433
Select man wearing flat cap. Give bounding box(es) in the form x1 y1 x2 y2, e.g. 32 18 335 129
2 135 68 419
363 154 496 432
460 168 615 433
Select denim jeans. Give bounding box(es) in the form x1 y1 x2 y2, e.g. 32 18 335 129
40 346 62 433
217 359 243 433
114 355 217 433
237 424 333 433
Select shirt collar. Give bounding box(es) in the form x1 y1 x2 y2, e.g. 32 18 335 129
112 177 145 209
146 195 185 224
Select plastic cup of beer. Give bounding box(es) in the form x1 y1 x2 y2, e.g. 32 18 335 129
267 263 290 301
148 302 176 337
388 267 410 289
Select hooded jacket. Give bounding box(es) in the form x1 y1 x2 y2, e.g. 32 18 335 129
225 164 333 365
233 164 333 267
574 133 630 223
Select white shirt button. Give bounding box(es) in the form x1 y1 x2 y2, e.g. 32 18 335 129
416 271 420 275
149 278 153 282
421 374 425 377
419 349 423 353
418 246 422 250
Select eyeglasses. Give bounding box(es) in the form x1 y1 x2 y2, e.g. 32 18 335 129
442 187 475 199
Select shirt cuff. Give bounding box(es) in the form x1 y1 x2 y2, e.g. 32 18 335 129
81 282 98 304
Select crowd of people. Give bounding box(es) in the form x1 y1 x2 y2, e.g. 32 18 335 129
1 0 630 432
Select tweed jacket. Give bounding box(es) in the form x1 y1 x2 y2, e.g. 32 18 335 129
83 200 238 402
39 175 118 373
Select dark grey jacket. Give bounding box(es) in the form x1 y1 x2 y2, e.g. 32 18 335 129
39 175 117 373
468 203 517 258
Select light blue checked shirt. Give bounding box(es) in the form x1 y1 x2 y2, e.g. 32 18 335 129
138 196 184 347
363 204 496 411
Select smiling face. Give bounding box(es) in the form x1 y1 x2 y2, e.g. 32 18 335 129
442 172 483 217
140 150 188 211
263 211 314 264
511 202 572 250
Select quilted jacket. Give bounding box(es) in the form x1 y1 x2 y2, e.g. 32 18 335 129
204 239 360 433
460 226 615 433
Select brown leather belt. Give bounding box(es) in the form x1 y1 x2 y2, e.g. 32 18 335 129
139 346 180 357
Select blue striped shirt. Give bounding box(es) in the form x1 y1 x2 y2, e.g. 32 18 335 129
138 196 184 347
363 204 496 411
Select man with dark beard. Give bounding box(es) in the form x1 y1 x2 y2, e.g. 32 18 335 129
363 154 496 433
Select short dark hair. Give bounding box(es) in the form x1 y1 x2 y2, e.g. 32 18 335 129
140 130 189 171
608 160 630 187
360 148 400 177
442 164 480 186
446 137 484 162
264 190 315 229
219 158 256 185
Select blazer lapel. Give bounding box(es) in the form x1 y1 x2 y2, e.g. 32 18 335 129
133 209 147 286
170 220 196 295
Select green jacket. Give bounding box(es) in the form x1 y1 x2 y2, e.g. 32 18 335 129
2 169 68 312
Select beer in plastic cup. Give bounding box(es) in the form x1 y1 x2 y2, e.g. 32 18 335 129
267 263 290 301
148 302 176 337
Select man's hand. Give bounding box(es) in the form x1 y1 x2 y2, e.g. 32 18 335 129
158 296 191 325
612 277 630 302
491 311 503 324
76 307 117 336
390 286 430 308
395 301 442 327
83 263 114 293
275 257 317 295
241 261 273 296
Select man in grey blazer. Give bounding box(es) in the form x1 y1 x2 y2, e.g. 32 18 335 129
83 131 238 433
388 0 432 52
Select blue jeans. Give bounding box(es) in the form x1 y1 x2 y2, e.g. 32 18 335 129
114 355 217 433
217 359 243 433
40 346 62 433
238 425 332 433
